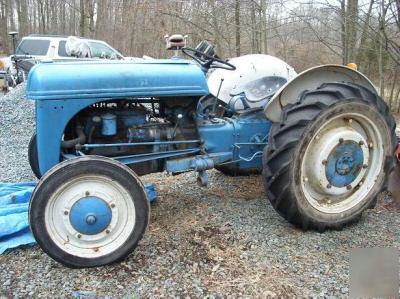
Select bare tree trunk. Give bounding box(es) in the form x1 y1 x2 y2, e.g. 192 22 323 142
209 0 222 56
250 0 256 53
16 0 28 36
79 0 85 36
340 0 347 64
235 0 240 56
346 0 358 62
260 0 268 54
0 0 9 53
355 0 374 64
60 0 65 34
87 0 95 38
389 67 398 109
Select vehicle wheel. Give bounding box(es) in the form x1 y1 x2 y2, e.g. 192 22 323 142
28 133 42 179
262 82 396 230
29 156 150 268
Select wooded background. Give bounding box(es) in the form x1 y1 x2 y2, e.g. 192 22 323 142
0 0 399 110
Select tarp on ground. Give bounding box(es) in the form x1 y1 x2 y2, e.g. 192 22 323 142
0 182 36 254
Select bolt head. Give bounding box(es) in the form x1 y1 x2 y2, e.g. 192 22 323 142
106 229 110 234
363 164 368 169
322 160 327 165
85 191 90 196
346 185 352 190
339 138 344 144
64 211 69 215
304 177 309 182
111 203 116 208
359 141 364 146
327 184 332 189
77 234 82 239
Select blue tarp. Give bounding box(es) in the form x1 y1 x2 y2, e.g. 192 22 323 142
0 182 36 254
0 181 157 254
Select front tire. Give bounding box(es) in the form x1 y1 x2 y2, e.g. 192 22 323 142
28 133 42 179
262 82 396 230
29 156 150 268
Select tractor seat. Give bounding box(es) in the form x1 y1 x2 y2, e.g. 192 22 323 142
166 34 186 50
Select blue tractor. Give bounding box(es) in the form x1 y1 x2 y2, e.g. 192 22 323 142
27 39 396 267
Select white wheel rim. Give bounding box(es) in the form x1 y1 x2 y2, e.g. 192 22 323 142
301 112 384 214
45 175 136 258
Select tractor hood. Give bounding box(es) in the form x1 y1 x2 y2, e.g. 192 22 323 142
27 59 209 100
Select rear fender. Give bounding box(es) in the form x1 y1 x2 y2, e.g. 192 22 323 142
264 65 378 122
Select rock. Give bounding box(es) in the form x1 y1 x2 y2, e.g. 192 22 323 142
3 279 11 286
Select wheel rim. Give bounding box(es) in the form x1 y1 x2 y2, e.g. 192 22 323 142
301 112 384 214
45 175 136 258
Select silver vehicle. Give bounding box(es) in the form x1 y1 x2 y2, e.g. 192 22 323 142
1 34 124 87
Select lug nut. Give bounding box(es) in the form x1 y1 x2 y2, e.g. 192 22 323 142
369 142 373 148
304 177 309 182
106 229 110 234
346 185 352 190
111 203 116 208
64 211 69 215
77 234 82 239
322 160 327 165
363 164 368 169
327 184 332 189
85 191 90 196
359 141 364 146
348 119 353 124
339 138 344 144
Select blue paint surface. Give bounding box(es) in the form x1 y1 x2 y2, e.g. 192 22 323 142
325 141 364 187
27 59 209 174
27 58 271 176
69 196 112 235
27 60 208 100
198 109 270 172
101 113 117 136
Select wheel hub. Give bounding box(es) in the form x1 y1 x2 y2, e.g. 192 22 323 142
69 196 112 235
336 155 353 175
326 141 364 187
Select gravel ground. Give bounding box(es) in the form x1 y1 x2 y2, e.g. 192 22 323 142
0 86 399 298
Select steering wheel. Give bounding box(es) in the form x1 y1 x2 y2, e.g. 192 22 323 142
182 47 236 71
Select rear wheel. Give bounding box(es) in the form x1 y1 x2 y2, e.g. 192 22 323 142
262 82 396 230
29 156 149 268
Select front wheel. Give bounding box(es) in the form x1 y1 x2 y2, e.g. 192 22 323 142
262 82 396 230
28 133 42 179
29 156 150 268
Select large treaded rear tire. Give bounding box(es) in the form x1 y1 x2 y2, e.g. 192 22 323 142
262 82 396 231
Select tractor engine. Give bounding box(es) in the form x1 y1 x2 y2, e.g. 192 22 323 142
63 99 198 175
